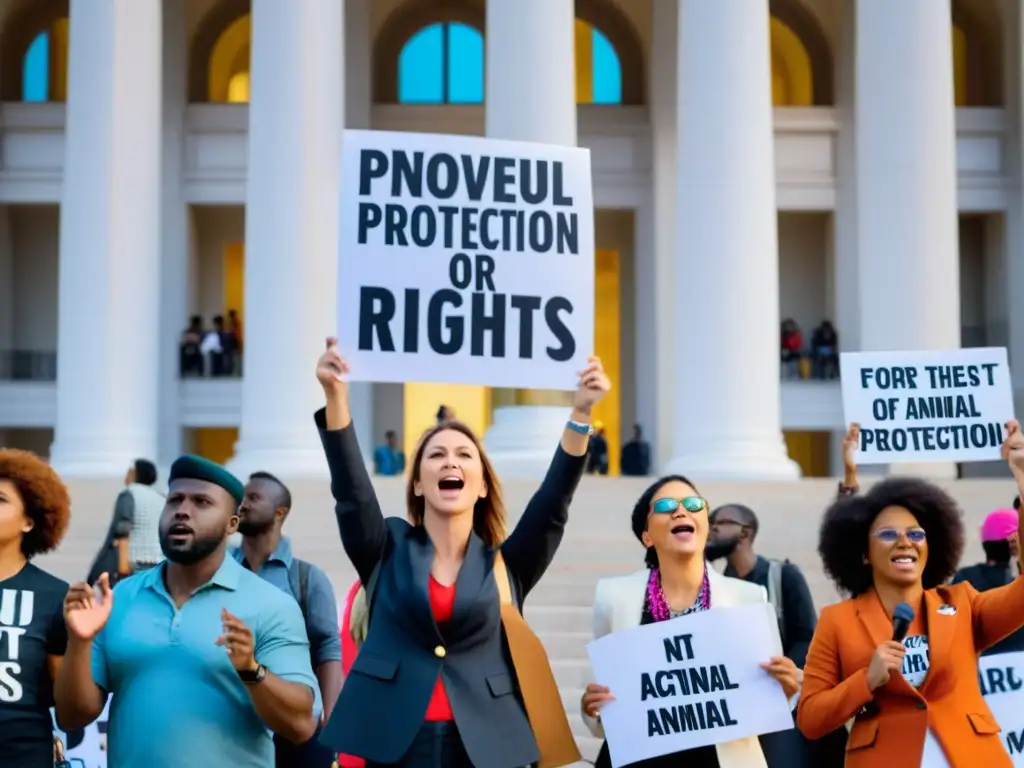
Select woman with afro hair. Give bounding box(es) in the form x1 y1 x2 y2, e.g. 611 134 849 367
796 420 1024 768
0 448 72 767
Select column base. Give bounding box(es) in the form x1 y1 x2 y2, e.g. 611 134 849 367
49 439 151 479
483 406 568 479
226 438 329 481
48 454 136 480
663 440 802 481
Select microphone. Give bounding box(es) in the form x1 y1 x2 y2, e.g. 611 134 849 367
892 602 914 642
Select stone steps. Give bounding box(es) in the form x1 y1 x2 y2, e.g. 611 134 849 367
43 474 1014 761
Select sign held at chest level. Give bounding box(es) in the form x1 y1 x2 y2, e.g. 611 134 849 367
586 603 793 766
337 129 595 390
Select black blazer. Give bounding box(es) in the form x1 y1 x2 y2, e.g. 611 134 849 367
315 409 586 768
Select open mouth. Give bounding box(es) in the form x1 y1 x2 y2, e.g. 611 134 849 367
438 476 465 492
891 554 917 570
167 523 193 537
670 522 695 538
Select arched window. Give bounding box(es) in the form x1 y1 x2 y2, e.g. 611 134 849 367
398 22 483 104
396 19 624 105
21 17 69 102
575 20 622 104
208 14 251 103
770 16 813 107
952 23 967 107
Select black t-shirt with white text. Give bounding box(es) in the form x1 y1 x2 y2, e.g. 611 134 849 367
0 563 69 767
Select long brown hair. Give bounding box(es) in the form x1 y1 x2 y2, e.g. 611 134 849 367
406 420 507 548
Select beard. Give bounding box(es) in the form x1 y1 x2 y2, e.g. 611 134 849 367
704 536 741 562
160 531 224 565
237 516 274 537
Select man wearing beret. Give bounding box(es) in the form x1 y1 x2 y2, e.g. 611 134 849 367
54 455 321 767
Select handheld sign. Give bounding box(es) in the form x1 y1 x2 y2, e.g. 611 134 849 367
839 348 1014 464
979 651 1024 764
338 130 595 390
587 603 793 767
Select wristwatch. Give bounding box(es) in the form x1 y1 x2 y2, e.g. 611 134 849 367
238 663 267 685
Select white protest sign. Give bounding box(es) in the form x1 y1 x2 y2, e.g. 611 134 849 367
980 651 1024 764
839 348 1014 464
587 602 793 767
338 129 595 390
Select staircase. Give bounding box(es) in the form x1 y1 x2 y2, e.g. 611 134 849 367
44 473 1008 765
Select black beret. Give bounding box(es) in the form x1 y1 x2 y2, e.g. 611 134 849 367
168 454 244 505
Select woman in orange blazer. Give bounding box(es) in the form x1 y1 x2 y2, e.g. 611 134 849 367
797 420 1024 768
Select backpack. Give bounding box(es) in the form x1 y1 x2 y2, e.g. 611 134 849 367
287 559 314 646
765 558 788 651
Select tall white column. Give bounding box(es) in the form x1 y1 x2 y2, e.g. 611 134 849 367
481 0 578 477
50 0 163 477
664 1 799 480
228 0 343 479
345 0 375 468
157 0 188 466
855 0 960 478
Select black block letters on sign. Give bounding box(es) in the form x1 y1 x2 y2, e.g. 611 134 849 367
354 147 582 363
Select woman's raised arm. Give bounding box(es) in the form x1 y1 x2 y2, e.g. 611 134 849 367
501 358 611 596
315 338 387 584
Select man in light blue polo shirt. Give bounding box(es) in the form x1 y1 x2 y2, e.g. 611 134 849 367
54 455 321 768
233 470 341 768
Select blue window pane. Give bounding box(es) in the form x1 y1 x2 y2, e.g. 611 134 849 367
399 24 443 103
591 29 622 105
23 33 49 102
447 23 483 104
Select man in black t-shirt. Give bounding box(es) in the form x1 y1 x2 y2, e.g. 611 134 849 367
0 563 69 766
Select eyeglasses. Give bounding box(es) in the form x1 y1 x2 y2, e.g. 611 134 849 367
652 496 707 515
872 528 927 544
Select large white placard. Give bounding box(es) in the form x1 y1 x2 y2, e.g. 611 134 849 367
338 129 595 390
980 651 1024 764
839 348 1014 464
587 603 793 767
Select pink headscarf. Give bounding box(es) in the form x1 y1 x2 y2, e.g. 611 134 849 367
981 509 1018 543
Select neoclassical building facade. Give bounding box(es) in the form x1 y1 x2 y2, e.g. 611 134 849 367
0 0 1017 480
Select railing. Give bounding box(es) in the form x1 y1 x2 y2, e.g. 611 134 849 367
179 348 243 379
0 350 56 381
780 351 839 382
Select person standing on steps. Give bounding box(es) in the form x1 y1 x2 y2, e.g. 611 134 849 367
798 421 1024 768
707 503 820 767
314 336 610 768
54 455 321 768
232 471 342 768
0 449 72 768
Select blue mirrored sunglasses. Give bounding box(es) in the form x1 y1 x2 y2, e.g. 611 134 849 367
873 528 926 544
652 496 707 515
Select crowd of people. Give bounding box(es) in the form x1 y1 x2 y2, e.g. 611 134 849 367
1 341 1023 768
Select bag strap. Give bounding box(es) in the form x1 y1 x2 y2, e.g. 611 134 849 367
766 559 787 649
493 552 580 768
288 559 314 648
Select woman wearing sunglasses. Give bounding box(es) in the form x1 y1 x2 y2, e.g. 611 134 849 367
797 421 1024 768
580 475 801 768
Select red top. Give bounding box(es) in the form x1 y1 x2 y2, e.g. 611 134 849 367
424 576 456 721
338 581 365 768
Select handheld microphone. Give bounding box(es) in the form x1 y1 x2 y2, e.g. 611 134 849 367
892 602 915 642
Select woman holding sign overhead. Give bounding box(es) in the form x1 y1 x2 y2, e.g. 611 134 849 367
797 420 1024 768
313 337 610 768
580 474 802 768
